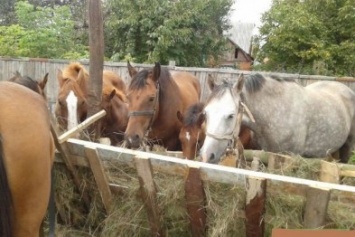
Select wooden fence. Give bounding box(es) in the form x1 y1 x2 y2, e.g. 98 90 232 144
55 137 355 236
1 57 355 113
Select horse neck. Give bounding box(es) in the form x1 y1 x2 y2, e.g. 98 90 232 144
110 96 128 130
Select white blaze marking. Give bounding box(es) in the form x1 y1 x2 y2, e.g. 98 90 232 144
66 91 78 130
185 132 191 142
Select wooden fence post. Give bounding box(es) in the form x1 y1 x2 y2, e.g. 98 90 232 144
303 186 331 228
85 145 112 213
245 157 267 237
320 160 340 184
134 156 165 237
185 164 207 237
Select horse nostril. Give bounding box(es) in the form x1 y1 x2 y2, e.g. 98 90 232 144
134 134 139 140
209 153 215 162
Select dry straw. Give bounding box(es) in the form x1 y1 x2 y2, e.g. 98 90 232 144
46 150 355 237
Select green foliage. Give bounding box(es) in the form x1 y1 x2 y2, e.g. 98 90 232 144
104 0 233 66
0 1 88 59
255 0 355 76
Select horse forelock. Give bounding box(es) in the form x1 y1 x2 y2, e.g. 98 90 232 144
129 67 173 100
63 62 89 81
206 81 232 104
183 102 205 127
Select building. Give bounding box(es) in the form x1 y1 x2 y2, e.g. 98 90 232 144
219 22 255 70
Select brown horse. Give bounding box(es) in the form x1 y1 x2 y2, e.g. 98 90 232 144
125 62 201 150
98 71 129 146
177 102 259 160
9 71 49 99
55 62 126 134
0 81 55 237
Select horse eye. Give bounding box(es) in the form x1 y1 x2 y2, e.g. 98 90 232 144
227 114 235 119
149 96 155 102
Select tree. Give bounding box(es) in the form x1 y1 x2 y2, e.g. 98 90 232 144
104 0 233 66
254 0 355 76
0 1 88 59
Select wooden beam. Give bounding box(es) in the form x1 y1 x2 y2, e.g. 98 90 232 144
65 139 355 194
134 156 165 237
184 164 207 237
58 110 106 143
245 157 266 237
85 145 112 213
303 186 331 228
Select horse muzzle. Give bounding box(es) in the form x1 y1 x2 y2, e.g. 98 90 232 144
124 134 142 149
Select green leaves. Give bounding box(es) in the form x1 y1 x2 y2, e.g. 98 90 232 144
0 1 88 59
104 0 233 66
256 0 355 76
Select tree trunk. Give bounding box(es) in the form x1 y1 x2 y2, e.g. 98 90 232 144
88 0 104 139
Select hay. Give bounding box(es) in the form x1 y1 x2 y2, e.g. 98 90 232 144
47 148 355 236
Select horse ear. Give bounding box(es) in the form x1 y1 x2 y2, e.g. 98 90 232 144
233 74 244 93
152 62 161 82
207 74 216 91
57 69 65 87
197 112 205 127
109 89 116 100
39 73 49 90
177 111 184 123
15 71 22 77
127 61 137 78
77 68 87 90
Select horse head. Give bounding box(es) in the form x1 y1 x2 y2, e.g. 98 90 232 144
55 63 89 131
124 61 161 148
177 102 206 160
200 74 245 164
9 71 49 99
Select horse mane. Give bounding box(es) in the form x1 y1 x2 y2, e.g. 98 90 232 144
129 67 173 100
244 73 297 94
9 74 41 94
183 102 205 127
63 62 89 81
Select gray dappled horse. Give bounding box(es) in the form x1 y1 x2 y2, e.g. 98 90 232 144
200 74 355 164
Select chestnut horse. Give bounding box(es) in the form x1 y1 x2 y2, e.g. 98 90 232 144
125 62 201 150
55 62 127 135
0 81 55 237
177 102 258 160
98 71 129 146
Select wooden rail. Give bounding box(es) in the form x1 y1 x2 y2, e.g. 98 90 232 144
53 138 355 237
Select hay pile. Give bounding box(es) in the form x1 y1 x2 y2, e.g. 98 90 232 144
45 151 355 237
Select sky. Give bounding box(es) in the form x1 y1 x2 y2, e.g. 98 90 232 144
229 0 273 27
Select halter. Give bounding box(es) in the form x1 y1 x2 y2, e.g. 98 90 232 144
205 87 250 154
128 82 160 137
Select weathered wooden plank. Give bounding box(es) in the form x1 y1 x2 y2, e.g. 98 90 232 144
50 121 91 211
58 110 106 143
65 139 355 194
184 164 207 237
134 156 165 237
303 186 331 228
245 158 266 237
320 161 339 183
85 145 112 213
